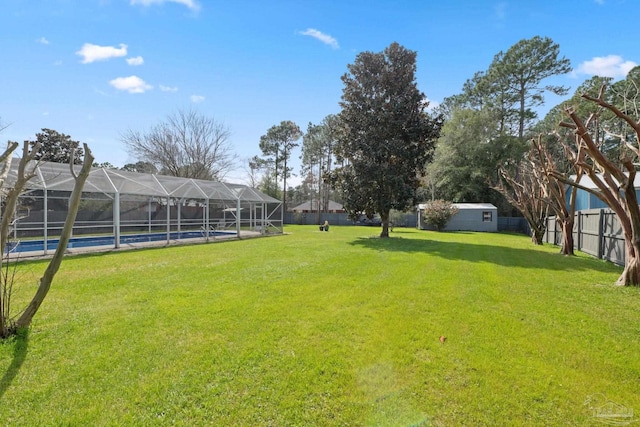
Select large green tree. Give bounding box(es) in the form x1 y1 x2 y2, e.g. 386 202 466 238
332 42 442 238
259 121 302 212
427 36 570 219
426 108 525 213
486 36 572 139
28 128 84 164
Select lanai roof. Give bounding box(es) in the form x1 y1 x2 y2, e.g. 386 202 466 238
4 158 280 203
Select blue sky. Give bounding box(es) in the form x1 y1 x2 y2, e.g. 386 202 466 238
1 0 637 185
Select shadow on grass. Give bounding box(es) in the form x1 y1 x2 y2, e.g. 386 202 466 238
0 328 29 401
348 235 620 272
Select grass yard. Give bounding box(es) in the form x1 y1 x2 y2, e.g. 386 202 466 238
0 225 638 426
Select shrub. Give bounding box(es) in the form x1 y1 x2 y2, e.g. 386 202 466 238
421 200 458 231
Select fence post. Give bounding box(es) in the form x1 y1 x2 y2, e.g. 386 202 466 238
597 209 604 260
576 211 581 251
546 217 551 243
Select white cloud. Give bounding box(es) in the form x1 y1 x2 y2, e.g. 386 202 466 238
160 85 178 92
109 75 152 93
190 95 205 103
126 56 144 66
575 55 638 78
299 28 339 49
37 37 50 45
77 43 128 64
130 0 200 11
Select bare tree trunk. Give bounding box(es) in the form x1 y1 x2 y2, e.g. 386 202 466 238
560 219 574 256
531 226 544 245
0 142 37 338
282 155 287 214
616 177 640 285
15 144 94 329
618 248 640 286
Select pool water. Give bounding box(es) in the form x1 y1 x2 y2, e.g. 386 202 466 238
6 230 233 253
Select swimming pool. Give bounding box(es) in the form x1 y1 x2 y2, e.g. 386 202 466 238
6 230 235 253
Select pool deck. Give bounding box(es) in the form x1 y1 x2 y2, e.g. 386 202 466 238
6 229 274 261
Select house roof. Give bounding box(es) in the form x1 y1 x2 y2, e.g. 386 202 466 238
291 200 344 211
568 173 640 190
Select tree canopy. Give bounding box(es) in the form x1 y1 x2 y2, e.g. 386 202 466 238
258 120 302 212
426 108 526 212
485 36 572 139
121 160 158 174
28 128 84 164
428 36 571 219
332 42 442 237
300 115 339 215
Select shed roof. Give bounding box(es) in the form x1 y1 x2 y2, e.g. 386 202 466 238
418 202 496 210
452 203 497 210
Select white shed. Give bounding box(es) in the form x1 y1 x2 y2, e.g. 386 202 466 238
417 203 498 232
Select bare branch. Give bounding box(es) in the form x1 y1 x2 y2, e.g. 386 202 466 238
583 87 640 133
121 109 237 180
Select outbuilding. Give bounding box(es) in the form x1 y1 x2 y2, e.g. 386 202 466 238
417 202 498 232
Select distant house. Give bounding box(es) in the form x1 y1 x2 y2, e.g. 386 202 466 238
569 174 640 211
290 200 345 213
417 203 498 232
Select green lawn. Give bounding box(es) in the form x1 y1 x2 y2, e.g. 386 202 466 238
1 225 638 426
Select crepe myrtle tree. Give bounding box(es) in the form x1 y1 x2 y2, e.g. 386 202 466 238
549 83 640 286
494 159 548 245
0 141 94 338
528 134 580 255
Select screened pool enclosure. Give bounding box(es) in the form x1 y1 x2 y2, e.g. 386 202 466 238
3 159 283 255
